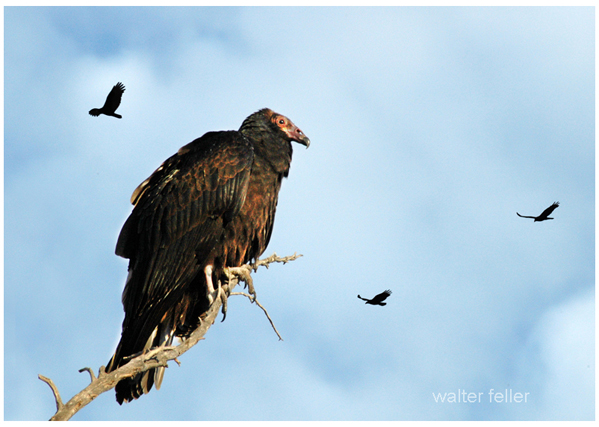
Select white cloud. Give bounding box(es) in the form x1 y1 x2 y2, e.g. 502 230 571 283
508 287 595 420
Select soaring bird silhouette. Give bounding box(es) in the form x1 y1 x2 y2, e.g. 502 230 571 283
517 202 559 222
89 82 125 118
358 290 392 306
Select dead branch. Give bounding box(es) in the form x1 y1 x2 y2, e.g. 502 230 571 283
231 291 284 340
38 375 63 412
39 252 301 421
78 367 96 382
251 252 303 271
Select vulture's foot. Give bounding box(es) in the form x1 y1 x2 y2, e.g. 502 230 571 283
229 266 256 301
218 284 229 322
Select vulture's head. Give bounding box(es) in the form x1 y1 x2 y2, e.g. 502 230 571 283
242 108 310 148
266 109 310 148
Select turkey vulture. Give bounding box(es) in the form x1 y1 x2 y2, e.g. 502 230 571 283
358 290 392 306
106 108 309 404
517 202 559 222
89 82 125 118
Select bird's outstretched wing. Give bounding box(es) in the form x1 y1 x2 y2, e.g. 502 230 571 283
516 212 536 219
89 82 125 117
538 201 559 219
103 82 125 113
359 289 392 305
370 289 392 304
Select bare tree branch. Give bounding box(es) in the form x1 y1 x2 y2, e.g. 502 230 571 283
38 375 63 412
231 291 284 341
78 367 96 382
39 253 301 421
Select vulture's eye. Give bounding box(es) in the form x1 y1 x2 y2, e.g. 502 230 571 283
278 118 286 125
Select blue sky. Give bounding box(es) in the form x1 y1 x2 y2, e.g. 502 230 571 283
4 6 594 421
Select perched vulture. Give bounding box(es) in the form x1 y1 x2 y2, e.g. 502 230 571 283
358 290 392 306
517 202 559 222
89 82 125 118
106 108 309 404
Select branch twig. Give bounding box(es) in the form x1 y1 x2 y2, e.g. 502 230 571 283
38 375 63 412
230 291 284 340
78 367 96 382
39 252 301 421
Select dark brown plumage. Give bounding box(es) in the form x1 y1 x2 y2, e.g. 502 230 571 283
89 82 125 118
358 290 392 306
106 108 309 404
517 202 559 222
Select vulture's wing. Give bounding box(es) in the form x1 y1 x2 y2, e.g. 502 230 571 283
516 212 536 219
371 289 392 304
102 82 125 114
115 131 254 355
539 202 559 219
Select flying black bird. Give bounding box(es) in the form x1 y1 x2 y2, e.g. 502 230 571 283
106 108 309 404
517 202 559 222
89 82 125 118
358 290 392 306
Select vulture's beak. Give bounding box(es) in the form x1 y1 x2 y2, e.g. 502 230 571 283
290 127 310 148
297 134 310 148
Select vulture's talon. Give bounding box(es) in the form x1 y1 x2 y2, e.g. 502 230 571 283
219 285 229 322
